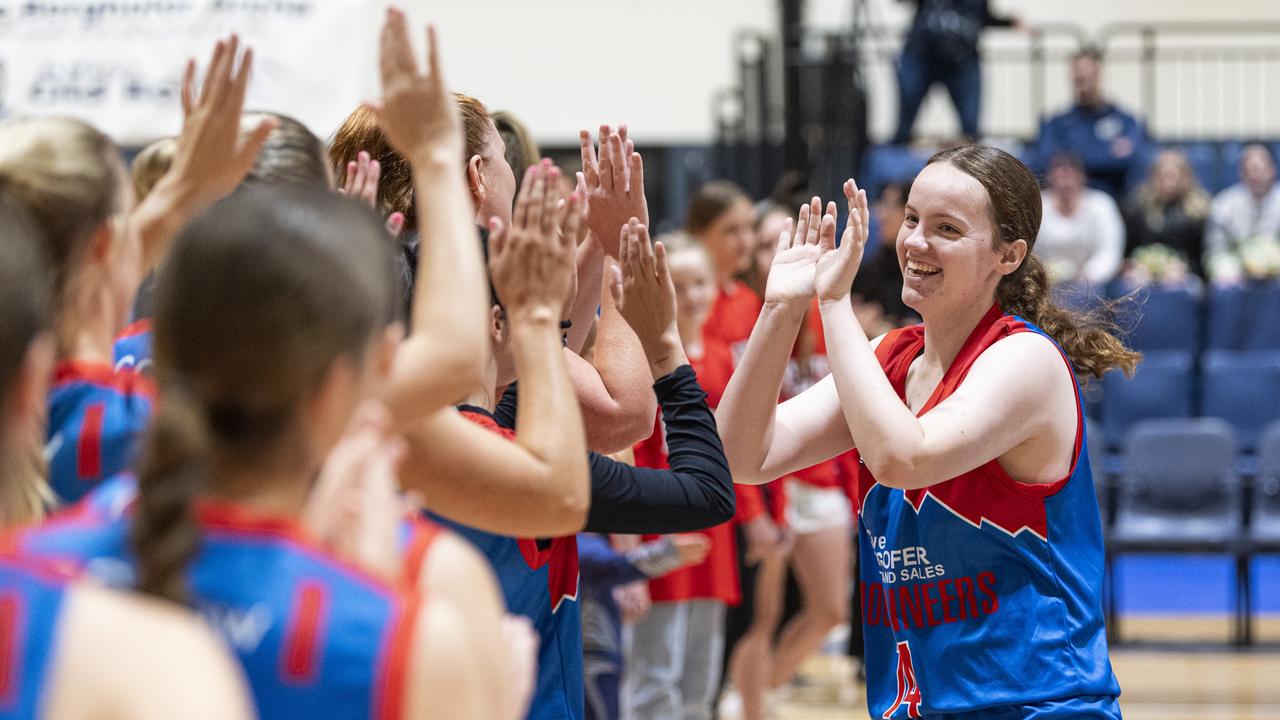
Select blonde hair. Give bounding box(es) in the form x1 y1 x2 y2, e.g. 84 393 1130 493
491 110 540 178
130 137 177 202
0 117 122 307
1139 149 1210 223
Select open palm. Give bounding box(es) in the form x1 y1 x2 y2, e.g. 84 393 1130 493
765 243 821 304
764 198 835 306
815 179 870 302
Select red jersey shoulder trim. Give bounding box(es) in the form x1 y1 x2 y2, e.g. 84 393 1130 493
196 499 405 593
115 319 152 340
53 360 157 399
400 516 443 589
373 590 422 720
858 306 1084 539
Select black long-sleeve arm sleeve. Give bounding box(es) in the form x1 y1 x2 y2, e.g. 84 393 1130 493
583 365 735 533
489 366 735 534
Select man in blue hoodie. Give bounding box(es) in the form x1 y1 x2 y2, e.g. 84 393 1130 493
1037 47 1147 200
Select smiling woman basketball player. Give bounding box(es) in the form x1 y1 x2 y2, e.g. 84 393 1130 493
718 145 1137 719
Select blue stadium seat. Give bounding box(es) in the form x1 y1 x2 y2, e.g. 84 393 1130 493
1201 350 1280 452
1106 418 1244 642
1249 421 1280 551
1111 283 1201 354
1207 282 1280 351
1099 350 1195 451
1086 423 1110 529
1242 420 1280 644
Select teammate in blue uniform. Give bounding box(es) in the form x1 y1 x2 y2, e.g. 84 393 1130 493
0 32 282 504
0 192 251 720
16 179 533 719
720 145 1140 718
434 152 734 719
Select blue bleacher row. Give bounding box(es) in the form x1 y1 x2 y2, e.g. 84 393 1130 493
859 140 1278 199
1061 280 1280 454
1091 418 1280 647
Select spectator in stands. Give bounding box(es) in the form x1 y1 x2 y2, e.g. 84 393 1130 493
892 0 1022 144
1121 149 1209 283
1037 153 1125 284
1205 143 1280 283
1037 47 1146 199
744 201 791 299
687 180 761 355
853 181 917 334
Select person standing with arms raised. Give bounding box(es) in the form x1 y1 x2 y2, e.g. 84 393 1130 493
718 145 1134 718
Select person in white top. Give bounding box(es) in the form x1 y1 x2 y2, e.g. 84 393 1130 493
1205 143 1280 263
1036 152 1125 284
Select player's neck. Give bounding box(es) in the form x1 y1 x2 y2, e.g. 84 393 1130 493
204 448 314 519
920 300 994 372
55 293 115 366
463 356 498 411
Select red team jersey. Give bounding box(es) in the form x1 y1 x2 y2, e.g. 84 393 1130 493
851 305 1120 718
635 337 766 605
702 281 762 356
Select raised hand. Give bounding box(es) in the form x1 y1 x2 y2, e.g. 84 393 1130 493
580 124 648 256
303 400 406 583
338 150 406 237
489 162 579 319
167 35 275 208
763 196 830 306
611 219 676 349
367 9 461 164
814 179 869 302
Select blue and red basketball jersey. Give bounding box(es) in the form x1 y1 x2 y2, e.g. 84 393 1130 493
0 556 74 720
112 320 153 375
14 499 421 720
428 407 584 720
45 361 154 504
852 304 1121 718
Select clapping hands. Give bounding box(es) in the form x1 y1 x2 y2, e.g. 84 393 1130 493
489 162 582 320
579 125 648 256
765 179 871 306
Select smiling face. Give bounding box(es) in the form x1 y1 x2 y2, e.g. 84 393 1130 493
668 245 717 340
898 162 1017 316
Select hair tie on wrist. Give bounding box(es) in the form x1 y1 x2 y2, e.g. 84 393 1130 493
559 320 573 330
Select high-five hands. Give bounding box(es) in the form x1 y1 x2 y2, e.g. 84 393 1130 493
338 150 407 237
366 8 461 165
764 179 870 307
489 162 582 321
815 179 869 303
579 125 648 256
167 34 276 205
610 219 687 379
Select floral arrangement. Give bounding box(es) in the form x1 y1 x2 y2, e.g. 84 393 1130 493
1209 233 1280 285
1126 243 1189 286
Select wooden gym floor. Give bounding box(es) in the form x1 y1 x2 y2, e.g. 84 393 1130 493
774 616 1280 720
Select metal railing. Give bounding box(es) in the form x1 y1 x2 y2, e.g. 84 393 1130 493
715 20 1280 156
1099 22 1280 140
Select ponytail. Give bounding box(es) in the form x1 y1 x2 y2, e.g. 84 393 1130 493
131 388 207 605
997 254 1141 380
